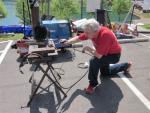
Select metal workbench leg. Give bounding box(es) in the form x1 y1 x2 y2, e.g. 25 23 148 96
39 64 67 98
27 65 49 106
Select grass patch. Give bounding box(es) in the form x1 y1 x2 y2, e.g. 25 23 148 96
134 9 150 18
140 24 150 30
142 13 150 18
0 33 24 41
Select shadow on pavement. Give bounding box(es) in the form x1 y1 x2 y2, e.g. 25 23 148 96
61 77 123 113
109 72 132 78
30 92 57 113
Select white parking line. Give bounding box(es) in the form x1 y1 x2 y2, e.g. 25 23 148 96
0 40 13 64
140 33 150 39
0 40 10 44
118 73 150 111
0 50 3 53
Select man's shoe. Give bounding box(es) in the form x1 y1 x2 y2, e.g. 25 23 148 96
124 61 132 73
84 85 95 94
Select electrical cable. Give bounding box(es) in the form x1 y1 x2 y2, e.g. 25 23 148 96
53 68 65 75
48 47 91 94
19 43 91 94
51 67 88 94
77 63 89 69
73 48 93 56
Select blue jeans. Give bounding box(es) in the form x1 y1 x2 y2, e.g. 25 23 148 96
88 53 129 87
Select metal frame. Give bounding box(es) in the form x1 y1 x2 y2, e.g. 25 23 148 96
27 57 67 107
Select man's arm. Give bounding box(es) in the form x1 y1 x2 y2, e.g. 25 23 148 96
64 36 81 45
82 46 102 59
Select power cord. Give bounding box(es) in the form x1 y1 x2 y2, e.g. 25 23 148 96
19 46 91 94
51 68 88 94
50 48 91 94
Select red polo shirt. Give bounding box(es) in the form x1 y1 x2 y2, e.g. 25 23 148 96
79 26 121 56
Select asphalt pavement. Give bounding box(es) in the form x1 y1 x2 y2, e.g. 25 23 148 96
0 34 150 113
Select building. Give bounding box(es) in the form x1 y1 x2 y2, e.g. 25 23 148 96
134 0 150 12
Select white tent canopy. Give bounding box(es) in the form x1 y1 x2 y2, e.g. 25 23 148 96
143 0 150 10
86 0 101 12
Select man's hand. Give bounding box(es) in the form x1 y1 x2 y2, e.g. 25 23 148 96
59 39 67 44
82 46 102 59
59 39 70 45
82 46 93 53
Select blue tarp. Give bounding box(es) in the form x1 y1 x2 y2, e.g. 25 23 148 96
0 25 32 37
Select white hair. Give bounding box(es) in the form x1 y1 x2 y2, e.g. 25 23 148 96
82 19 100 32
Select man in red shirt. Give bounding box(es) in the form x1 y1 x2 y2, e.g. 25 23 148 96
63 19 132 94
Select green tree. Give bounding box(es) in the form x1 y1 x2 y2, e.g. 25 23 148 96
112 0 132 21
16 0 80 24
16 0 46 25
50 0 80 19
16 0 31 25
0 0 7 17
102 0 112 10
